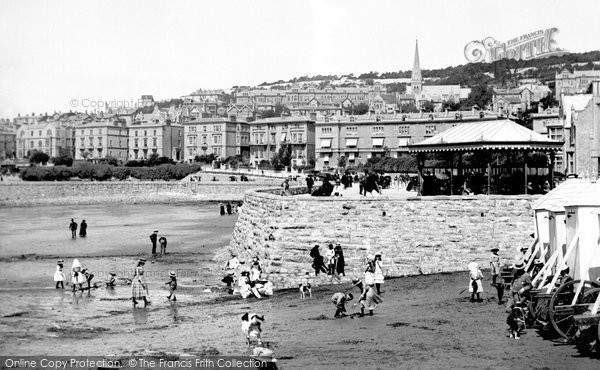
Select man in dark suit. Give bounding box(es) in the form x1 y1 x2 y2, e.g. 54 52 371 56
150 230 158 254
69 219 78 239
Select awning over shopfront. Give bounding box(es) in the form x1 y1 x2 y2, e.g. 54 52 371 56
320 139 332 148
398 138 410 147
348 153 356 160
345 138 358 147
372 138 384 147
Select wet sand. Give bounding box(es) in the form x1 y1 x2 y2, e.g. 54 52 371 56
0 204 598 369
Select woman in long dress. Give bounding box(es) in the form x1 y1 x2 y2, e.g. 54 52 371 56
131 259 149 306
334 243 345 276
373 253 384 294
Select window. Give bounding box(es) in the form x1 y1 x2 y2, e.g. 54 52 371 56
153 138 157 147
153 130 157 136
81 129 84 134
134 138 139 147
178 130 182 137
425 125 436 135
298 133 303 142
143 138 148 147
372 126 384 134
97 137 102 146
144 130 147 136
202 135 207 145
38 130 42 136
213 135 222 144
321 127 332 135
398 125 410 135
90 129 94 135
80 138 84 146
346 126 358 134
99 129 103 134
214 125 221 131
135 130 138 136
203 126 207 132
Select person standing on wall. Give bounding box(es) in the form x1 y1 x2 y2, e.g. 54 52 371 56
150 230 158 255
69 219 78 239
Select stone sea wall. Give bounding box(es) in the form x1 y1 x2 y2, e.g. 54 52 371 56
223 188 539 288
0 181 269 207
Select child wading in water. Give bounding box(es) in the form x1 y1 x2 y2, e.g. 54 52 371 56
166 271 177 301
331 292 353 318
54 260 65 289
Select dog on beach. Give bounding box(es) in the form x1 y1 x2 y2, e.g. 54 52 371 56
241 312 265 346
299 272 312 299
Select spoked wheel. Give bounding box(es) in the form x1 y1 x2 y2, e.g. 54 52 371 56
549 280 600 341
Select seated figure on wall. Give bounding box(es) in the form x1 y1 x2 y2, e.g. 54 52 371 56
311 179 334 197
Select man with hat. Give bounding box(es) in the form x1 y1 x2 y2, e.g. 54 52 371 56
149 230 158 255
509 261 532 309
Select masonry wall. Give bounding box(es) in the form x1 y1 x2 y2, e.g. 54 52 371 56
0 181 261 207
223 188 538 289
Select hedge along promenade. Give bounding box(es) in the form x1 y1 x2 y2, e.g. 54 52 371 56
18 162 203 182
221 186 539 289
0 181 274 207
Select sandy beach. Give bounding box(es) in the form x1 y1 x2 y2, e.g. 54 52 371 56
0 204 598 369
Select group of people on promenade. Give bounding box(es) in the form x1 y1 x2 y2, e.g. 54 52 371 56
68 218 87 238
309 243 346 277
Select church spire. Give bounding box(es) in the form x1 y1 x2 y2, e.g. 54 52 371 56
411 39 422 94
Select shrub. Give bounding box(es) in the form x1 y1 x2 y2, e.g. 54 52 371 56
19 162 202 181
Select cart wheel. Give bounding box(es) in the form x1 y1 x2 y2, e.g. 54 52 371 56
549 280 600 341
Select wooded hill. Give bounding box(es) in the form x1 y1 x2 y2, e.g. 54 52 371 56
257 51 600 88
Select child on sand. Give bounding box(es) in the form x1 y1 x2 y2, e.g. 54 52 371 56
241 312 265 346
54 260 65 289
106 272 116 287
331 292 353 318
358 284 382 316
166 271 177 301
468 262 484 303
299 272 312 299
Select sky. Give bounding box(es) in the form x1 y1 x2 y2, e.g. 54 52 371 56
1 0 599 118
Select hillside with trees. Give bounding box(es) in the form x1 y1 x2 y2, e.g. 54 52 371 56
254 51 600 89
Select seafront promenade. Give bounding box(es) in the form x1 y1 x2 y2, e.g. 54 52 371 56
0 173 283 207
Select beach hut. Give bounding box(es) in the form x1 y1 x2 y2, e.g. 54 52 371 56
529 180 600 288
543 187 600 341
